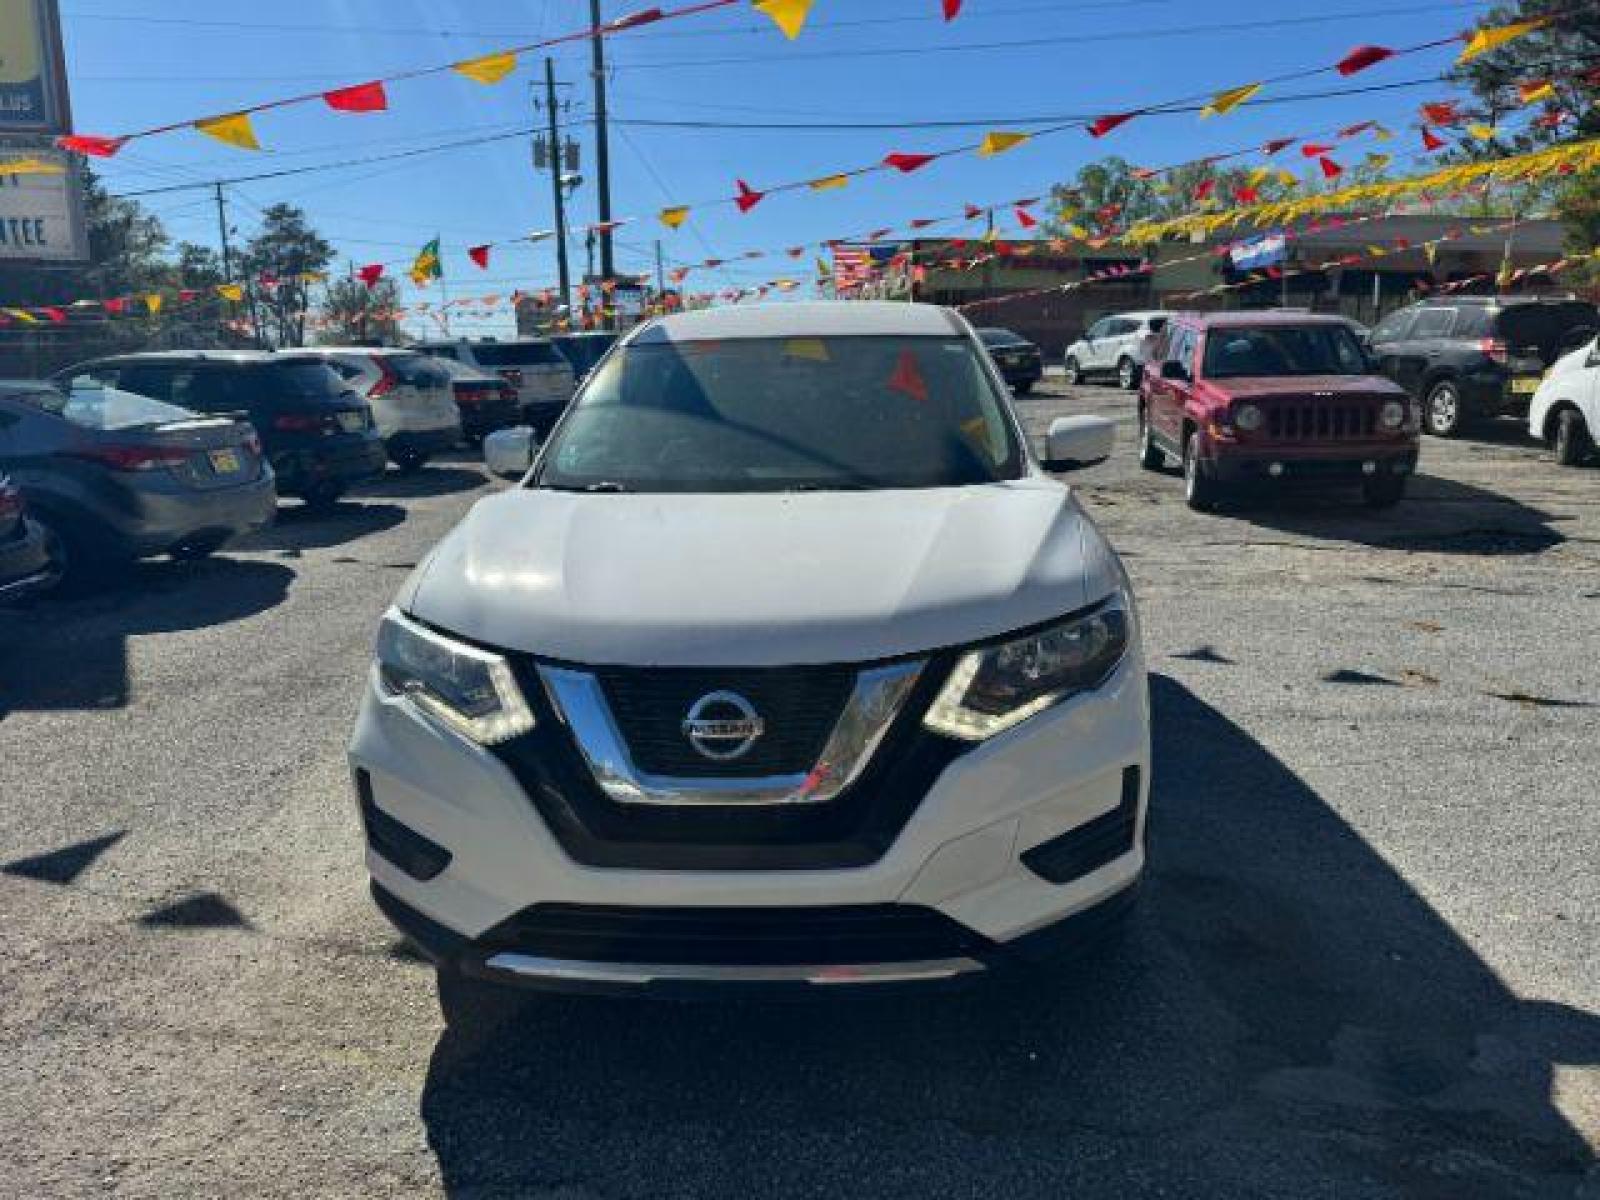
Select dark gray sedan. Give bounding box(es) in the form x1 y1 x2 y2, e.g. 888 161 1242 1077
0 381 277 583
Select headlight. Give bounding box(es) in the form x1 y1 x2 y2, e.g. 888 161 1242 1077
375 609 534 745
924 596 1131 741
1379 400 1406 429
1233 404 1263 432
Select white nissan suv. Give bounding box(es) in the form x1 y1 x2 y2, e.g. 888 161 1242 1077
349 302 1149 1008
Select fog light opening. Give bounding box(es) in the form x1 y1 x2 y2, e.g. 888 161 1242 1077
1361 460 1378 475
1267 462 1285 478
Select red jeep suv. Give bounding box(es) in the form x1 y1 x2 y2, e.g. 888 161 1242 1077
1138 312 1418 511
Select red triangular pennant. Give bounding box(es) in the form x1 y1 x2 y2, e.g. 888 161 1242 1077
1336 45 1394 76
56 133 126 157
883 152 936 173
887 349 928 404
1088 112 1136 138
1318 156 1343 179
1262 137 1297 155
324 81 388 113
468 245 490 270
357 263 385 287
735 179 764 213
1421 127 1447 151
1014 207 1038 228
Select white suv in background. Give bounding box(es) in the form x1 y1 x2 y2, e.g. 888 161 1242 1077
349 302 1149 1012
301 348 461 472
415 338 576 434
1064 311 1172 391
1528 334 1600 467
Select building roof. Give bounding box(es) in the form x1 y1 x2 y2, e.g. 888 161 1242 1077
631 301 966 343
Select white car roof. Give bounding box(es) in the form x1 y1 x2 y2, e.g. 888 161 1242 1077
303 346 415 356
631 302 967 344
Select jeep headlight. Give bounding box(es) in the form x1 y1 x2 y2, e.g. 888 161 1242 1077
1379 400 1406 429
1234 403 1263 432
375 609 534 745
924 595 1131 741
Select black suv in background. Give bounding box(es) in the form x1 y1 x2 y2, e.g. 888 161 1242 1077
977 327 1045 394
57 352 387 509
1367 295 1599 437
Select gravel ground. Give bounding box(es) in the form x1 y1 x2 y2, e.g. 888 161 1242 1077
1 384 1596 1198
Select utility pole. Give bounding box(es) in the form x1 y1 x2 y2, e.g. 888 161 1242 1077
589 0 616 286
654 239 666 300
543 58 573 317
213 182 233 282
983 207 996 298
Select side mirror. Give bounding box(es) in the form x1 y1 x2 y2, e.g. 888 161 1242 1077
1160 360 1190 382
483 425 540 479
1043 415 1115 471
1585 339 1600 369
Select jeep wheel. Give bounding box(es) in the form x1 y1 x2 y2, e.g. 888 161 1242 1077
1552 408 1593 467
1137 406 1166 470
1117 357 1139 391
1182 430 1222 512
1063 356 1082 387
1423 380 1464 438
1361 474 1406 509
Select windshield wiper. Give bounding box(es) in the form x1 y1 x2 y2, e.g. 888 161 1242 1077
544 480 633 493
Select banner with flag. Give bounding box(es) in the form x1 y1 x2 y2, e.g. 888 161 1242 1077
409 238 442 286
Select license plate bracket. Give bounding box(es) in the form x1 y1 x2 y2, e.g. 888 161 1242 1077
1510 376 1543 395
208 448 241 473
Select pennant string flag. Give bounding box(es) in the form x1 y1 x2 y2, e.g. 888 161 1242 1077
453 52 519 85
1336 44 1395 75
1201 83 1261 118
978 130 1030 156
659 206 690 229
194 113 261 151
752 0 816 40
1458 18 1548 64
324 81 388 113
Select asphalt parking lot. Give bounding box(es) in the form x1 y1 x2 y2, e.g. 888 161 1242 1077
1 380 1596 1198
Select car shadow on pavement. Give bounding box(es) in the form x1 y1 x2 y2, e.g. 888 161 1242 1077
0 557 292 717
230 501 407 555
1223 472 1568 556
354 467 489 500
416 675 1598 1199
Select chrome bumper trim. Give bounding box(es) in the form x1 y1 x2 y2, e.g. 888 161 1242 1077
483 951 984 986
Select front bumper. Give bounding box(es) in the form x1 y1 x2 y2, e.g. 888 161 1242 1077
348 650 1149 991
1206 439 1418 484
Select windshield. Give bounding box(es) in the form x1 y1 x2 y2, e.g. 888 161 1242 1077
979 329 1028 347
28 383 200 430
471 342 564 367
1203 324 1370 379
537 335 1023 493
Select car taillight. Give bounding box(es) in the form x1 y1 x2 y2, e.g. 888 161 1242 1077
272 412 323 432
1479 337 1509 365
455 385 483 406
72 444 192 472
0 483 22 519
369 358 399 399
498 368 524 387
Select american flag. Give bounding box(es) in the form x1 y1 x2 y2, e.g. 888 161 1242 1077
832 245 898 293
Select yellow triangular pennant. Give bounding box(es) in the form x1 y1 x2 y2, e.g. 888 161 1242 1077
1201 83 1261 118
658 206 690 229
216 283 243 302
752 0 815 40
195 112 261 151
1459 18 1547 63
809 174 849 191
453 51 518 85
144 293 164 314
977 131 1029 157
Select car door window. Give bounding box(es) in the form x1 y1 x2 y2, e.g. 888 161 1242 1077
1370 310 1415 345
118 366 177 403
1085 319 1109 340
186 369 251 416
1409 309 1456 340
1108 319 1137 339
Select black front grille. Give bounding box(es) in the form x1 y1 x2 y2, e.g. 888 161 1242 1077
596 665 855 778
1264 403 1378 440
479 903 993 965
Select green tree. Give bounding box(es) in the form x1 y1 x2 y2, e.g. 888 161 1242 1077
240 203 334 347
318 276 401 345
1044 155 1295 240
1452 2 1600 151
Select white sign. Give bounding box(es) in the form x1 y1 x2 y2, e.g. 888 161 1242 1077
0 146 86 261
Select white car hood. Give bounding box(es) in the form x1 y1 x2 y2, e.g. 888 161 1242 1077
404 480 1113 666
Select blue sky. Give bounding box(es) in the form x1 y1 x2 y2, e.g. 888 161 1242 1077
60 0 1496 334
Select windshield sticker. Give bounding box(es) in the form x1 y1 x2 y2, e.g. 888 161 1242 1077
887 349 928 403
